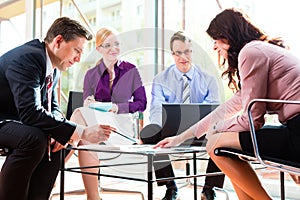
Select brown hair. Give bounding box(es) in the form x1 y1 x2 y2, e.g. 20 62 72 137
44 17 92 43
170 31 191 51
206 8 287 91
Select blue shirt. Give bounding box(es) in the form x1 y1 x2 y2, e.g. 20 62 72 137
150 64 220 126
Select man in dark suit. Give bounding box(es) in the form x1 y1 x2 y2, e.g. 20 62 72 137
0 17 114 200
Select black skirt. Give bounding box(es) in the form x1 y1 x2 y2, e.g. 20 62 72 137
239 114 300 163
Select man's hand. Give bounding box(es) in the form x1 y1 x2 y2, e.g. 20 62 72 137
51 140 65 152
81 124 115 143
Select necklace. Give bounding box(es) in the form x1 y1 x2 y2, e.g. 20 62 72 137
107 68 115 82
109 73 115 82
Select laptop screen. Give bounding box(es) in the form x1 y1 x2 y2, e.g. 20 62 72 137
161 103 219 146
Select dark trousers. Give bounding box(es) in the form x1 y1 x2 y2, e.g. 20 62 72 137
140 124 225 188
0 121 67 200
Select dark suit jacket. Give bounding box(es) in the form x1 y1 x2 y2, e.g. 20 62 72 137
0 39 75 145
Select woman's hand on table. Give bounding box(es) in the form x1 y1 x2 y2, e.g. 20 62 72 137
153 136 181 148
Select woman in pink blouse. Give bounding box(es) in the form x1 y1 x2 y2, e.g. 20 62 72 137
155 8 300 199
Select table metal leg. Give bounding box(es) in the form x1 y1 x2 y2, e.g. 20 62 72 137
280 171 285 200
60 149 66 200
147 155 153 200
57 147 203 200
193 153 197 200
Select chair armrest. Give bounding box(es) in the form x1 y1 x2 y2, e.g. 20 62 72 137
247 98 300 175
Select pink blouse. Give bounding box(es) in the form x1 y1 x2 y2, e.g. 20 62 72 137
194 40 300 138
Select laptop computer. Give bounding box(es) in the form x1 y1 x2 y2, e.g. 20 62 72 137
161 103 219 146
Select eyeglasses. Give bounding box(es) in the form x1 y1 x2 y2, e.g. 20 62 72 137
99 41 120 49
172 49 192 57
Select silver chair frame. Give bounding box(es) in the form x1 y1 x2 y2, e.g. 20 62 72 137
215 98 300 200
247 98 300 175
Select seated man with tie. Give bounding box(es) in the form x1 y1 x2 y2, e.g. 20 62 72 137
140 31 224 200
0 17 115 200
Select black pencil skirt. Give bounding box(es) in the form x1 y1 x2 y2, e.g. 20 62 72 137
239 114 300 163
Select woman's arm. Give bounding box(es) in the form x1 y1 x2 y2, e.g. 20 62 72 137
116 67 147 113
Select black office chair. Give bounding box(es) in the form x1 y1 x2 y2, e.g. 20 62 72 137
66 91 84 120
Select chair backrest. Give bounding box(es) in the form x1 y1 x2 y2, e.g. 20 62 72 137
66 91 83 120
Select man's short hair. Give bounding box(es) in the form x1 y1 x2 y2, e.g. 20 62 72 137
44 17 92 43
170 31 191 51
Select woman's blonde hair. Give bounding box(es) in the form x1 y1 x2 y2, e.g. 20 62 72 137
95 27 119 47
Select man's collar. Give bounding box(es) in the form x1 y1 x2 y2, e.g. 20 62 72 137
45 48 54 76
174 64 194 80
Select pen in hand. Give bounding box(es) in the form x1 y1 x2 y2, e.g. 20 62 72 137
111 129 138 144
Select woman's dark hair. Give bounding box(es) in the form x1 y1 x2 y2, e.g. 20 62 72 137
206 8 287 91
44 17 92 43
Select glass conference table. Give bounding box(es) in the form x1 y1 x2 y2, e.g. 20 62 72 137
59 144 209 200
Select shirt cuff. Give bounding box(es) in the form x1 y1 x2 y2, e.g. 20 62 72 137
66 124 84 147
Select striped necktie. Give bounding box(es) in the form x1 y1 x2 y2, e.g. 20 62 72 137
46 73 53 161
182 74 190 103
46 74 53 112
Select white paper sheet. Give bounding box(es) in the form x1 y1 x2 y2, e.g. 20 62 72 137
79 107 137 145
